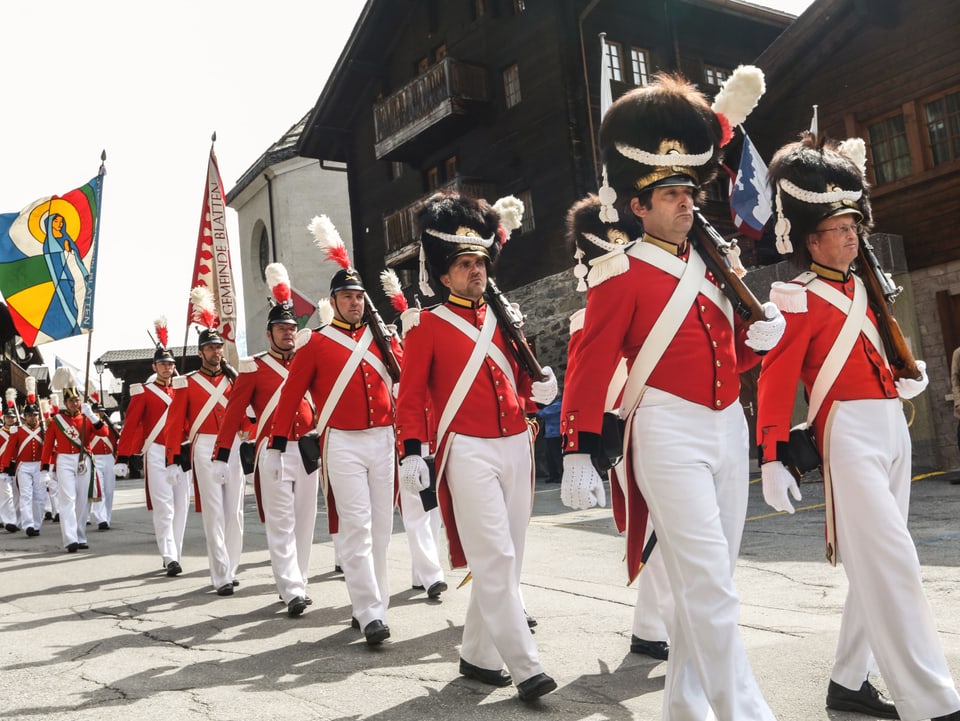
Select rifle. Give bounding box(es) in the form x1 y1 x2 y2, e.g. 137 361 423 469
690 208 767 327
363 293 402 383
484 279 548 382
219 359 238 382
857 237 922 381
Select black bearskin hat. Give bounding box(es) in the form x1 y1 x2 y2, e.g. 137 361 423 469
417 193 502 280
767 133 872 261
599 74 724 202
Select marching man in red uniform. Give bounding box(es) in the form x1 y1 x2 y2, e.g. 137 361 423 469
42 371 104 553
564 195 673 662
757 133 960 721
1 380 46 537
396 192 559 702
115 319 188 577
214 263 319 618
165 290 243 596
270 218 401 646
88 397 119 531
0 390 21 532
560 72 785 720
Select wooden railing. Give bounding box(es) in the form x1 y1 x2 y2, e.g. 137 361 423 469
373 57 488 148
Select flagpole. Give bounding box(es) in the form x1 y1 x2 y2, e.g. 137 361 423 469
82 150 108 404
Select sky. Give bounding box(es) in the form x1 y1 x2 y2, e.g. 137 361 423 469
0 0 812 389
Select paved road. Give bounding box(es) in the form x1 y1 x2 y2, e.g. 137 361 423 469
1 469 958 720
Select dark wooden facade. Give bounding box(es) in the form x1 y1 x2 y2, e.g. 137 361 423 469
750 0 960 273
297 0 791 313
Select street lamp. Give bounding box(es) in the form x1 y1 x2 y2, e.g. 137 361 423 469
93 358 105 404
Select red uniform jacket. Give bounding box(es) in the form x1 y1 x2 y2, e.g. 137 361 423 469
756 266 897 463
270 320 400 447
562 241 759 456
41 412 98 463
395 294 537 568
164 369 234 467
1 424 44 471
116 380 176 461
215 352 314 457
214 351 315 522
89 421 118 457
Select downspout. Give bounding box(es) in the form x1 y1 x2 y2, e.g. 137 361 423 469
264 169 278 263
579 0 604 188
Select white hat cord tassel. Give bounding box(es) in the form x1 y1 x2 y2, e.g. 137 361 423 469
418 243 433 297
774 184 794 254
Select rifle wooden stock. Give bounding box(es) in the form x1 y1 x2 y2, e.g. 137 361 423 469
484 279 547 382
857 239 921 381
690 209 766 326
363 293 402 383
219 360 238 382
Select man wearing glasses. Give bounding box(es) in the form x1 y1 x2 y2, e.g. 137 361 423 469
757 133 960 721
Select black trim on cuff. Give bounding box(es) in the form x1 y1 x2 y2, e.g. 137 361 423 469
270 436 288 452
562 431 601 457
214 447 231 462
116 455 129 465
402 439 423 460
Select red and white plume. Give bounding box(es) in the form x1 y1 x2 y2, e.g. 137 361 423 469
265 262 292 306
190 286 219 329
308 215 352 270
711 65 766 147
379 269 408 313
25 376 36 404
4 388 16 415
154 316 169 348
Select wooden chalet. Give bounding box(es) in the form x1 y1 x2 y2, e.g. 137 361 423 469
94 346 201 419
297 0 792 315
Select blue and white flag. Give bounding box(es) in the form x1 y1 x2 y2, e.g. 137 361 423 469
729 134 771 240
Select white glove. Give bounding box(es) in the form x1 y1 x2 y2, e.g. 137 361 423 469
0 473 10 484
260 448 283 483
531 366 558 405
895 360 928 400
165 464 182 486
399 455 431 494
81 402 99 422
210 459 229 485
745 302 786 352
42 472 55 492
114 462 129 478
761 461 802 514
561 454 606 510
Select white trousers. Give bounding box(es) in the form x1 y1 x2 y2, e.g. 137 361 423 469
631 388 775 721
0 469 20 527
827 399 960 721
398 481 445 589
145 442 190 566
632 519 673 642
325 426 395 627
444 431 543 684
193 434 244 589
56 453 90 547
260 445 319 603
17 461 44 532
90 454 116 525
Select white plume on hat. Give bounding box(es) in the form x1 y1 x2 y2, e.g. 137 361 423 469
265 262 290 292
837 137 868 176
711 65 766 128
317 297 335 326
492 195 524 235
25 376 36 397
52 365 78 392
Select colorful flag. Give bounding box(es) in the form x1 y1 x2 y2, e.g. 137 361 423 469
728 134 772 240
187 146 239 366
290 286 316 330
0 172 104 346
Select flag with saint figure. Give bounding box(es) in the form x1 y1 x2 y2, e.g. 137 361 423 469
0 170 104 345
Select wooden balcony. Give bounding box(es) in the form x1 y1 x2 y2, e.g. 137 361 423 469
383 178 497 269
374 58 489 161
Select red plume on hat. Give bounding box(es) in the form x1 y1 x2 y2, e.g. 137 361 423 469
4 388 17 418
266 263 292 306
308 215 352 270
190 286 219 329
379 269 408 313
154 316 169 349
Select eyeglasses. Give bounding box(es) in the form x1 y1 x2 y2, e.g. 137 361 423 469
814 222 863 236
